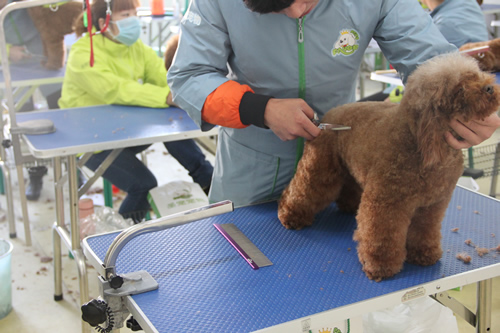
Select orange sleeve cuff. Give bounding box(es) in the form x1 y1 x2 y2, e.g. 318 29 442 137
202 80 254 128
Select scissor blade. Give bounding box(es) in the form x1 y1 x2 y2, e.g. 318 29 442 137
318 123 351 131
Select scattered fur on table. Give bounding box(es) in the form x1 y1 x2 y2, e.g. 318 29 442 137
278 53 500 281
164 34 179 70
459 38 500 73
27 1 82 70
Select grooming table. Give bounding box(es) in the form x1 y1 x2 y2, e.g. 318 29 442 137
16 104 218 333
83 186 500 333
0 47 67 247
0 61 65 89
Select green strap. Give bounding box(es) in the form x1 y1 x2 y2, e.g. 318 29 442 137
294 16 307 171
9 15 24 45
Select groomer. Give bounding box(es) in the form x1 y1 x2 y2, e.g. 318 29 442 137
168 0 500 207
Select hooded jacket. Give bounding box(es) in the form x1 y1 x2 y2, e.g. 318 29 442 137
59 34 169 109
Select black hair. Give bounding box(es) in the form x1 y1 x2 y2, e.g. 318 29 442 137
242 0 295 14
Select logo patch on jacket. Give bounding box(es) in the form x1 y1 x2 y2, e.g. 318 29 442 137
332 29 359 57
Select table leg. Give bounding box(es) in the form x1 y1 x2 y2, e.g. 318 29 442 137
476 279 492 333
53 156 64 300
68 156 92 333
52 155 91 332
15 164 31 246
1 162 16 238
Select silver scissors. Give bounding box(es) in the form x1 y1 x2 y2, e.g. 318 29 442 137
312 113 351 131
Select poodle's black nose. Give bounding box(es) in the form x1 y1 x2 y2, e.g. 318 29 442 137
484 85 494 94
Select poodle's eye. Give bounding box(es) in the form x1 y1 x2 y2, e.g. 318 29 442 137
484 85 494 95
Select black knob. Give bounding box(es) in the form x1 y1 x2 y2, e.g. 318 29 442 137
126 317 143 331
81 299 108 327
109 275 124 289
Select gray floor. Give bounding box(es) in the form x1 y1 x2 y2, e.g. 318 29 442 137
0 79 499 332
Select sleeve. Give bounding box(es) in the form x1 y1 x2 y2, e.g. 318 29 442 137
66 41 169 108
167 0 234 131
373 0 457 84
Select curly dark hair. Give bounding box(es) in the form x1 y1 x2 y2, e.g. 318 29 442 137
242 0 295 14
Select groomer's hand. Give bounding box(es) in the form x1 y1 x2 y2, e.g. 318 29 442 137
9 46 31 62
445 112 500 149
263 98 321 141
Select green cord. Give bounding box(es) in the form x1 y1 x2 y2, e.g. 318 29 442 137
294 16 307 172
9 15 24 45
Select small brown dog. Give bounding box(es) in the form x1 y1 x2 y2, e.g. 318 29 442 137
278 53 500 281
164 34 179 70
459 38 500 72
27 1 82 70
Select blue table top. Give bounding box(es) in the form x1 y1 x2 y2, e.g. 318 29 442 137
84 186 500 332
16 104 214 158
481 3 500 14
0 61 65 88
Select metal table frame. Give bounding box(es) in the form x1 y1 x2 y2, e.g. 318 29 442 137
18 105 218 333
0 0 70 246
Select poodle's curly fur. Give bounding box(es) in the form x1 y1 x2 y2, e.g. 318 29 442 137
278 53 500 281
164 34 179 70
459 38 500 73
27 1 82 70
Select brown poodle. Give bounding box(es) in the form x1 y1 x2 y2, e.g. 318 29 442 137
278 53 500 281
459 38 500 72
27 1 82 70
164 34 179 70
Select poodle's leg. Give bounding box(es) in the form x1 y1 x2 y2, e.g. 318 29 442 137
336 173 362 214
354 186 413 281
405 198 449 266
278 136 343 230
41 35 66 70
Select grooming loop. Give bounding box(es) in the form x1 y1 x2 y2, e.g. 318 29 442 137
81 201 234 330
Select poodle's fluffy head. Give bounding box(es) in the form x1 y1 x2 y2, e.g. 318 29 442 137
400 52 500 167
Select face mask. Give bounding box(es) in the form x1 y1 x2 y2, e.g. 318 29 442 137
109 16 141 46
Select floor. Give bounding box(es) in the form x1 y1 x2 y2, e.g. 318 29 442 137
0 78 499 333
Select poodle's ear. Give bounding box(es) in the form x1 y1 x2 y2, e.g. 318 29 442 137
416 104 450 168
487 38 500 71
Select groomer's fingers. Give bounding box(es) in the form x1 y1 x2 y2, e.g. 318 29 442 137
303 117 321 140
447 113 500 149
264 98 321 141
444 131 473 149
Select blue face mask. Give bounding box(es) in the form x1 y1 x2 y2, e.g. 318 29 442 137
109 16 141 46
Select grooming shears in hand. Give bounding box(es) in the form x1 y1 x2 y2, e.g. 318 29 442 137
312 113 351 131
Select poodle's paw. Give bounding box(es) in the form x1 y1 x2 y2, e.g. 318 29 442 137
41 59 63 70
360 259 404 282
277 209 313 230
358 248 405 281
406 246 442 266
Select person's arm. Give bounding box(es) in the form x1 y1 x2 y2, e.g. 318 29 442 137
168 0 320 140
374 0 457 84
375 0 500 148
7 45 29 62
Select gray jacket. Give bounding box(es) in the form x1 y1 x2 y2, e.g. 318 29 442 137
168 0 456 207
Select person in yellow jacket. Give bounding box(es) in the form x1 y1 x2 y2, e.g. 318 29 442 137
59 0 213 223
